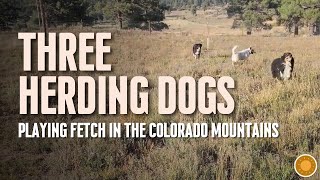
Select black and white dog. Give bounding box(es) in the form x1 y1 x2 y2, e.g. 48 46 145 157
271 52 295 80
231 46 255 65
193 44 202 60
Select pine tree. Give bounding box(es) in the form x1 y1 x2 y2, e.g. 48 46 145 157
191 5 197 16
300 0 320 35
278 0 303 35
104 0 132 29
127 0 167 32
227 0 279 34
0 0 33 29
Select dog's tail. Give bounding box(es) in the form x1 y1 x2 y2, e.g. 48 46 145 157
232 45 238 54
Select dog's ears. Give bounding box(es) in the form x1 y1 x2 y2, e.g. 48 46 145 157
250 47 255 54
282 52 294 62
283 52 292 57
281 53 287 59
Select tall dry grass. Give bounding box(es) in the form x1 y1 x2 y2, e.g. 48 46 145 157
0 27 320 179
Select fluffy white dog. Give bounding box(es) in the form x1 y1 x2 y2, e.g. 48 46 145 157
231 46 255 65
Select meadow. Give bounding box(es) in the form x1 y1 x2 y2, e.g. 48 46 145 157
1 11 320 179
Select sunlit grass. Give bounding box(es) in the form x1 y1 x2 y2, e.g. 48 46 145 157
0 25 319 179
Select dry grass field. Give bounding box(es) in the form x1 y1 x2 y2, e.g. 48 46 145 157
1 10 320 179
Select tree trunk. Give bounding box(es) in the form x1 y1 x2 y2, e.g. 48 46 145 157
288 22 292 33
309 23 315 36
148 20 151 34
39 0 44 31
44 2 48 33
293 19 299 36
294 26 298 36
246 26 252 35
118 11 123 29
39 0 47 34
316 23 320 35
35 0 41 29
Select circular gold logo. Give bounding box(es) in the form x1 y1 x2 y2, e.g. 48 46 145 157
294 154 317 177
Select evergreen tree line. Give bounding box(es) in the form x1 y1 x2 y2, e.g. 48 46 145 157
159 0 320 35
159 0 230 10
1 0 319 35
225 0 320 35
0 0 168 32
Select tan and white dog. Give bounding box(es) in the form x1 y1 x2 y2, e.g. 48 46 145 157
231 46 255 65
